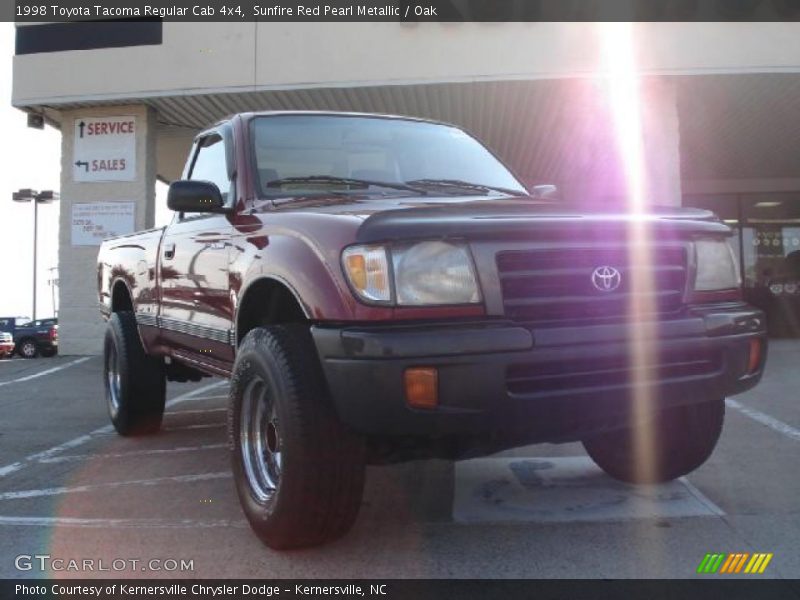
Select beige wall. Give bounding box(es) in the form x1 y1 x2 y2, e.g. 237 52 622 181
13 23 257 105
13 23 800 107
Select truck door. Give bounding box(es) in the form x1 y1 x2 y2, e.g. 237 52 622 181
158 131 235 367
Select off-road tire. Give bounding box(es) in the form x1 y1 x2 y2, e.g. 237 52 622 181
229 325 366 550
104 311 166 436
583 398 725 484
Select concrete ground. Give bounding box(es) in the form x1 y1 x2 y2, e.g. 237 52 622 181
0 343 798 580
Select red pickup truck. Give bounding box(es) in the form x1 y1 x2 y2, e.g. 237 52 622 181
98 111 766 549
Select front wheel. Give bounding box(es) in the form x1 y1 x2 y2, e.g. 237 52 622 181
104 311 166 436
583 398 725 484
229 325 366 550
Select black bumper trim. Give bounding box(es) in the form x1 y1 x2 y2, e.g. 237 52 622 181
311 306 766 441
314 322 532 359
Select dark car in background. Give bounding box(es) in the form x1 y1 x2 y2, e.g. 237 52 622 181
0 317 58 359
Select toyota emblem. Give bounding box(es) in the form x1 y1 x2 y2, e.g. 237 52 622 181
591 266 622 292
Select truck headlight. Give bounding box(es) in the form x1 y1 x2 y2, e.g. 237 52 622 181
694 239 741 291
342 241 481 306
393 241 481 305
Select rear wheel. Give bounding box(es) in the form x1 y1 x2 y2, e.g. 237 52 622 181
104 311 166 436
17 339 38 359
583 398 725 484
229 325 366 549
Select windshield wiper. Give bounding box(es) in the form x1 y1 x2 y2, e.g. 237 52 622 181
405 179 528 197
265 175 428 195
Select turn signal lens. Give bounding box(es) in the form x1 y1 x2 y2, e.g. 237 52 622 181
342 245 391 303
404 367 438 409
345 254 367 289
747 338 762 374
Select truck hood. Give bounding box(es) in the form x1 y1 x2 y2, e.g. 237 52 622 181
353 197 728 243
263 195 729 243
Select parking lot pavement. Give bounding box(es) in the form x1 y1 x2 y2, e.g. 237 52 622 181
0 345 799 580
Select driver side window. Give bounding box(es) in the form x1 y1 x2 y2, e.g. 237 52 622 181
176 134 230 221
189 135 230 201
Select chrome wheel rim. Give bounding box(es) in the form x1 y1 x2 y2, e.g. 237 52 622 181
106 343 121 414
22 342 36 357
240 377 282 503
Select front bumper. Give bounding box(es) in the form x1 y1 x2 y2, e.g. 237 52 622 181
312 305 766 442
0 343 14 356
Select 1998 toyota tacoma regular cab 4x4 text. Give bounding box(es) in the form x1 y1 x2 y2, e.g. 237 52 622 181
97 112 767 549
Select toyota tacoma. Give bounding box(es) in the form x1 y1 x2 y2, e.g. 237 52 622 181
97 112 767 549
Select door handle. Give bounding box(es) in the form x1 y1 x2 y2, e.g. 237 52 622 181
163 243 176 260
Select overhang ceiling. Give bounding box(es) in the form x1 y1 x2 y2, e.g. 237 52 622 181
30 72 800 188
677 73 800 181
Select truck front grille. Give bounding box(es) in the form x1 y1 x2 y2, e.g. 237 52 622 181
496 245 688 323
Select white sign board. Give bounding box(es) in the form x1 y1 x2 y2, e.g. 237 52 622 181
72 116 137 182
71 202 135 246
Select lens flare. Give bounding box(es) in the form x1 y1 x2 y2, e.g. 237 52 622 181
600 23 659 484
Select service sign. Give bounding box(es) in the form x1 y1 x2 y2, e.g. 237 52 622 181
71 202 135 246
72 116 137 182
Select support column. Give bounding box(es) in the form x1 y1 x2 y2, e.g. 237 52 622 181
58 104 157 356
558 76 682 207
640 77 682 207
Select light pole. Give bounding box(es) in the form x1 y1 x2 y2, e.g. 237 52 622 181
12 189 59 320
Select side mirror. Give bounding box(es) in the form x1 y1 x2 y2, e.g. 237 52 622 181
167 180 226 213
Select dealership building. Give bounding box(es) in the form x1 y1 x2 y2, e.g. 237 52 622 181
11 20 800 354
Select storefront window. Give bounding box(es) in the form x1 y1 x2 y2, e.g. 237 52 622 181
740 194 800 286
685 192 800 336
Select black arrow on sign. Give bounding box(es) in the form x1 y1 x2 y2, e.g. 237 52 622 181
78 121 85 138
75 160 89 172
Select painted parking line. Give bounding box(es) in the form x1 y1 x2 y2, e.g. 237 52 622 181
453 456 725 524
162 423 225 432
168 408 227 416
176 395 229 402
0 357 91 388
0 380 226 479
0 516 247 529
38 443 228 464
726 398 800 443
0 471 231 501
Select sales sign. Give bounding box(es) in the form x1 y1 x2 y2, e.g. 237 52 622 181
71 202 135 246
73 116 137 182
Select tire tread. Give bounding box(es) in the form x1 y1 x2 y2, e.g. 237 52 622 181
229 325 365 549
105 311 166 436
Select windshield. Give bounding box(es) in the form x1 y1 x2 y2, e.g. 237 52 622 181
251 115 526 197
